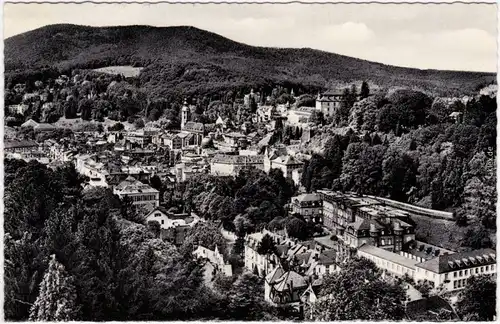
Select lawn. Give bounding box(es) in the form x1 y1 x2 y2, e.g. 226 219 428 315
92 65 143 78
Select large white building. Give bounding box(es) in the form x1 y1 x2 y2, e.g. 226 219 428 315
113 176 160 207
210 154 264 176
358 244 496 293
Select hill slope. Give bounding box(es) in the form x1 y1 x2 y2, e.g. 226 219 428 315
5 24 495 97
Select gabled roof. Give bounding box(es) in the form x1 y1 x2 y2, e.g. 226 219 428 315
273 271 308 292
293 193 321 202
272 155 303 166
266 266 285 284
415 248 496 274
21 119 40 128
114 176 159 194
183 122 205 133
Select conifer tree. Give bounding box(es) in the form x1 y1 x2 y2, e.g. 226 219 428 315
29 255 78 321
360 81 370 99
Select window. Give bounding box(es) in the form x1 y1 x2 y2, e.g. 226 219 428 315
459 270 463 276
464 269 468 276
481 267 485 273
454 280 457 289
155 213 161 217
485 265 489 271
475 268 479 274
161 220 164 225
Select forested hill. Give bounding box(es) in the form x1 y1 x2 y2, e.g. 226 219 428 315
5 24 496 97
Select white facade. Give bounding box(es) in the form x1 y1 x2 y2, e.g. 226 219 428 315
193 245 233 277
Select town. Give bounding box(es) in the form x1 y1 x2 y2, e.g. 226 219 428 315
4 65 497 321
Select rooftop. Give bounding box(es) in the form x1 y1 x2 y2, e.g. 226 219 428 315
415 248 496 274
358 244 419 269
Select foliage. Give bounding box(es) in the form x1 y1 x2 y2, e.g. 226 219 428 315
29 255 78 321
456 275 496 321
313 257 405 320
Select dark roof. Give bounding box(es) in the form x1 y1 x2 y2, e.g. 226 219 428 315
183 122 205 133
416 248 496 274
5 140 38 149
402 240 455 260
212 154 264 165
406 296 459 321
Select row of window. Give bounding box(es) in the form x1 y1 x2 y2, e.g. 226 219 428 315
451 264 494 278
127 194 158 202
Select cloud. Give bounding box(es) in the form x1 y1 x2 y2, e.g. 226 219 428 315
320 22 375 43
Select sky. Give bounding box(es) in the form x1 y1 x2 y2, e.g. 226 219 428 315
3 2 497 72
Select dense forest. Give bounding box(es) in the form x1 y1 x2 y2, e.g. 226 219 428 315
5 24 496 99
4 159 303 321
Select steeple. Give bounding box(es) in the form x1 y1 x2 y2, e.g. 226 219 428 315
181 98 189 129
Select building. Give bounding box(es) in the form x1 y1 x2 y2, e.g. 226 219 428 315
7 104 29 115
270 155 304 179
287 107 315 126
182 122 205 146
256 105 277 123
265 266 309 307
125 128 160 148
113 176 160 206
414 248 496 292
358 244 420 279
358 243 496 294
145 206 201 230
263 145 304 178
315 90 349 118
318 190 416 257
210 154 264 176
20 119 56 132
290 193 323 224
5 140 39 154
193 245 233 277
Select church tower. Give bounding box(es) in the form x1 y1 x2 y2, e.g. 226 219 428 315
181 99 189 130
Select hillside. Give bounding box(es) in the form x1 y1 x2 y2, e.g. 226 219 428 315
5 24 496 97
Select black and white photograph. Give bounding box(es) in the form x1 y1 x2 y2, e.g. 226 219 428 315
3 1 497 321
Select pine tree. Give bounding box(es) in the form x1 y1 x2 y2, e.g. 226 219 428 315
29 255 78 321
360 81 370 99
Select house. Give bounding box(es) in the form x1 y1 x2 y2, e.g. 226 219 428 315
264 266 309 307
210 154 264 176
5 140 39 154
290 193 323 224
193 245 233 277
175 163 206 182
154 132 183 150
113 176 160 206
145 206 201 230
315 90 356 118
270 155 303 179
74 154 110 187
125 128 159 147
223 132 247 147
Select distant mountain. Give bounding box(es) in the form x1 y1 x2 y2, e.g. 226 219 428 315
4 24 495 97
